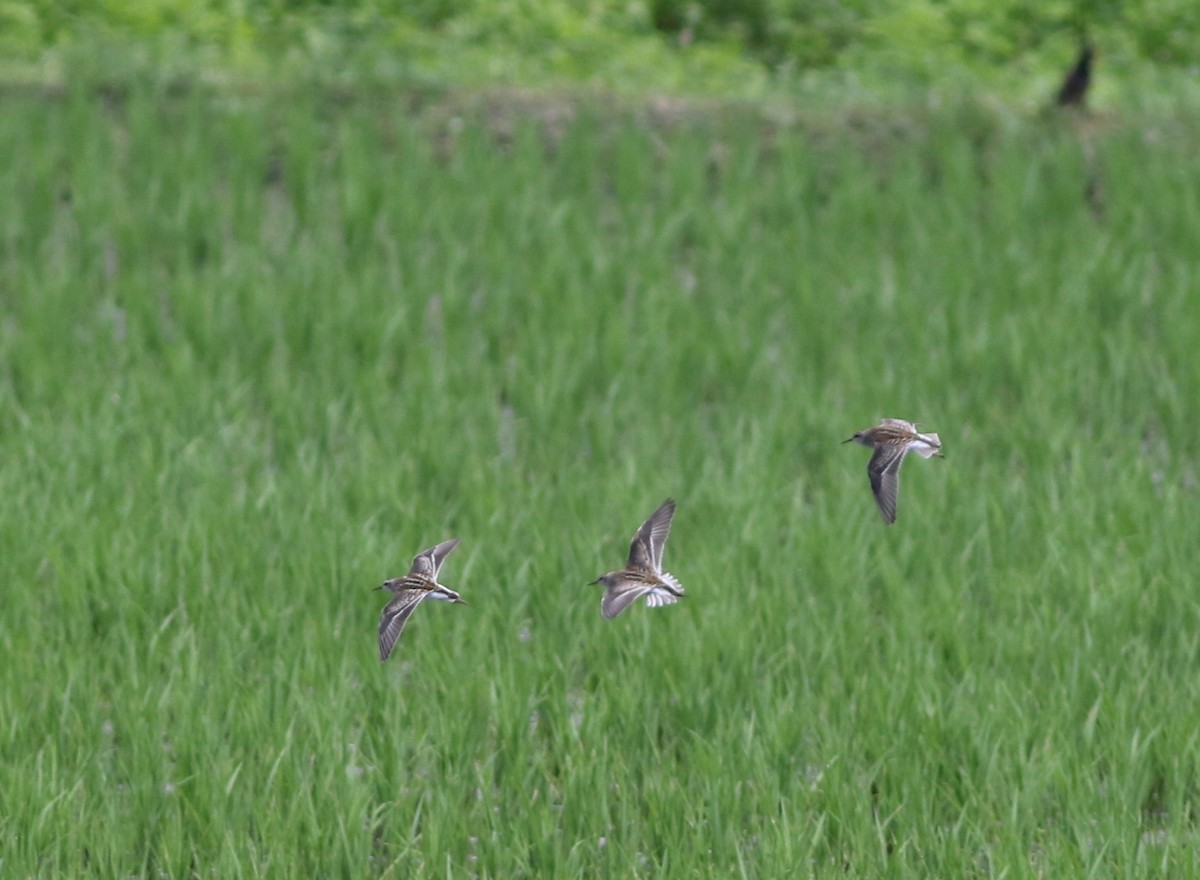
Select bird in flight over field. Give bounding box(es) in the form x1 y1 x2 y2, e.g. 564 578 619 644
591 498 685 619
377 538 465 661
844 419 943 524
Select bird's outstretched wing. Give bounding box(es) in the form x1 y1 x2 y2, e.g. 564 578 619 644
409 537 461 578
626 499 676 572
867 446 907 525
379 590 429 661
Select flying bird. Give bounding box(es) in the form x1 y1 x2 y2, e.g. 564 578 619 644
376 538 465 661
591 499 684 619
844 419 943 524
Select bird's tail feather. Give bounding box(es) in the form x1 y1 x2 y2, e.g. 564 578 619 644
911 433 942 458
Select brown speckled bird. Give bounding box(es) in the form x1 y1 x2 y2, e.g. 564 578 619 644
844 419 943 524
591 499 684 619
376 538 465 661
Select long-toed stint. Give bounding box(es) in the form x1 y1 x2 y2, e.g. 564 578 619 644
844 419 943 524
591 499 684 619
376 538 465 661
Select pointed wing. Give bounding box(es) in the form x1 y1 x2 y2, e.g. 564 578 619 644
867 446 907 525
602 582 655 619
626 499 676 572
378 589 429 661
409 537 461 578
880 418 916 432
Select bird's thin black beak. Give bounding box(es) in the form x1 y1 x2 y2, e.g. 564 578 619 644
372 584 384 591
841 436 855 444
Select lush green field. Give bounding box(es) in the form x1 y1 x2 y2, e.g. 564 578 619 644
1 85 1199 877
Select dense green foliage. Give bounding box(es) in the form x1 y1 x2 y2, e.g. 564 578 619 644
2 0 1197 95
2 86 1200 877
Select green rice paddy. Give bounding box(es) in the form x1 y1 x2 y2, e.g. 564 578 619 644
1 85 1198 877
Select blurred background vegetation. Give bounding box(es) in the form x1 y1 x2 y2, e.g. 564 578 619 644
1 0 1196 102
